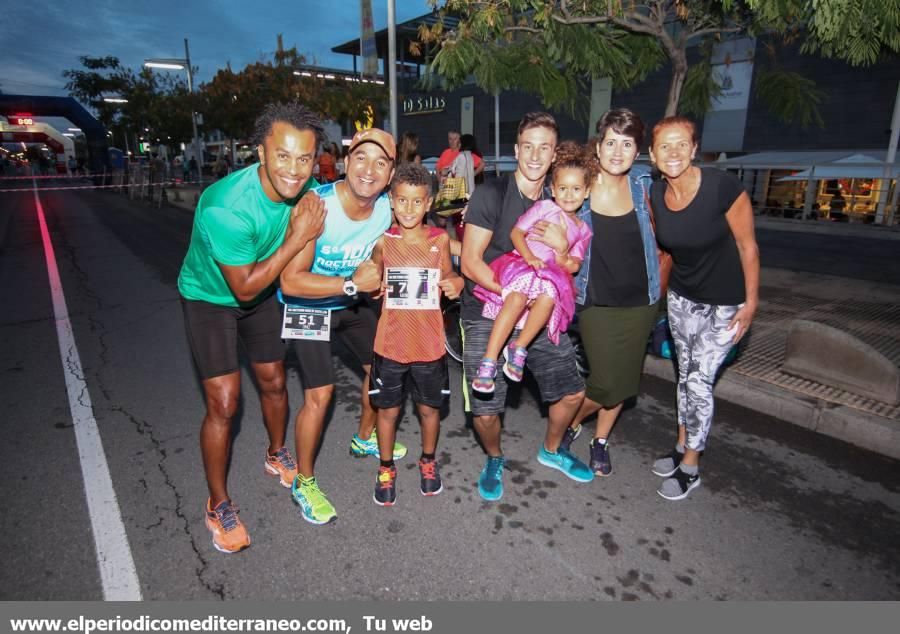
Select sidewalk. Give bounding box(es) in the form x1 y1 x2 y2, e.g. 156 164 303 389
644 220 900 459
163 188 900 460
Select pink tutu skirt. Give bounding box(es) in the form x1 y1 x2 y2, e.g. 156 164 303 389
473 252 576 345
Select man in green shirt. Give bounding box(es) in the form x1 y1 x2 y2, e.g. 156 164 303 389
178 102 326 554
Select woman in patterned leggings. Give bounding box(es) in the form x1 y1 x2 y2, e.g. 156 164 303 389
648 116 760 500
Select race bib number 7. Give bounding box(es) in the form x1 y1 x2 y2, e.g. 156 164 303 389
281 306 331 341
385 267 440 310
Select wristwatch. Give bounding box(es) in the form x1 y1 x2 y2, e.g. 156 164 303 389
342 275 358 296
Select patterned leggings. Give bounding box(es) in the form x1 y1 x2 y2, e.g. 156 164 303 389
667 290 742 452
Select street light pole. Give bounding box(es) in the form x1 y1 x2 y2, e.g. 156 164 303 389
875 80 899 225
183 38 202 187
144 39 202 187
387 0 398 137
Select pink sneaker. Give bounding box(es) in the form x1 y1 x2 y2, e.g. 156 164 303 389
503 343 528 382
472 358 498 394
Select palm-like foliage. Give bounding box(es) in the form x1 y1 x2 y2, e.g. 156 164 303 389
423 0 896 125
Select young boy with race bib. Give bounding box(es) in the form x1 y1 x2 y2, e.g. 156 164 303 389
367 162 464 506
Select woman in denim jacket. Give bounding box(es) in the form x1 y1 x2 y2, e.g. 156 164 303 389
559 109 662 477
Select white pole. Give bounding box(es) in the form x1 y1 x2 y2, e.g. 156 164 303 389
875 80 900 224
387 0 398 137
803 165 817 219
185 38 202 187
494 92 500 177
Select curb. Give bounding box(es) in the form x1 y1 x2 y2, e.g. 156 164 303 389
755 216 900 241
642 355 900 461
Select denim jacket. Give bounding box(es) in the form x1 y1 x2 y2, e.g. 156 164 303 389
573 164 661 306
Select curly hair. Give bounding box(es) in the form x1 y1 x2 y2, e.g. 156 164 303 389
551 140 593 185
252 102 325 150
391 161 432 196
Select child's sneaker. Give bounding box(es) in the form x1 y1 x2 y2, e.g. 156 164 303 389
503 343 528 382
472 358 498 394
418 457 443 496
291 475 337 525
205 498 250 554
264 447 298 488
349 430 408 460
373 465 398 506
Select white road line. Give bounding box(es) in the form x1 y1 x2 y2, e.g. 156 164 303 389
33 183 143 601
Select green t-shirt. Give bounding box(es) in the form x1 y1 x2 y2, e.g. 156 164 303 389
177 165 316 307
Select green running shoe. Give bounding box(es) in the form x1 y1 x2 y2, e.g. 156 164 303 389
291 475 337 525
349 430 407 460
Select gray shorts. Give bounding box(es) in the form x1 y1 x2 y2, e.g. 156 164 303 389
462 318 585 416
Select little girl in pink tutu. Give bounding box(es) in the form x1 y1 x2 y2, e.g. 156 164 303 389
472 142 593 393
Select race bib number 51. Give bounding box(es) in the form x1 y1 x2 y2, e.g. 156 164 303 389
385 267 440 310
281 306 331 341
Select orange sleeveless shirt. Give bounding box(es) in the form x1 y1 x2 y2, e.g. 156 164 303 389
373 226 448 363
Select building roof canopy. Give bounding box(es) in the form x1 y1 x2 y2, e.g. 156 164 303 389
717 150 899 176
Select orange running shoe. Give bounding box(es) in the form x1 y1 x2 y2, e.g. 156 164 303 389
205 498 250 554
264 447 298 488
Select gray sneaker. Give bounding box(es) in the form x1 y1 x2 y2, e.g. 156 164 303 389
657 468 700 501
589 439 611 477
651 449 684 477
558 423 582 452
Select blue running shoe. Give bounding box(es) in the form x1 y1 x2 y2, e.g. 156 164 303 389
537 446 594 483
478 455 505 501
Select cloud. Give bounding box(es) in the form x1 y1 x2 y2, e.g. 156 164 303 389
2 0 433 130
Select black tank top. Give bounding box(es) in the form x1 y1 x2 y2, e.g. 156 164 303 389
586 209 648 307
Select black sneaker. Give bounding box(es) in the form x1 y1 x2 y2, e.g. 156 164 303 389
558 423 582 452
651 449 684 477
589 439 612 477
418 458 443 496
657 468 700 501
373 466 397 506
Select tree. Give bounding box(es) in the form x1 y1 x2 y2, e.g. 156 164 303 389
421 0 898 124
63 56 196 152
62 56 133 128
199 46 386 145
740 0 900 67
123 69 196 150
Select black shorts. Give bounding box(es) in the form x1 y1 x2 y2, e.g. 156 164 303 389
462 317 585 416
181 293 286 380
369 354 450 409
289 303 377 389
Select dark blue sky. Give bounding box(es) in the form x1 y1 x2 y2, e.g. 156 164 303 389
1 1 431 98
